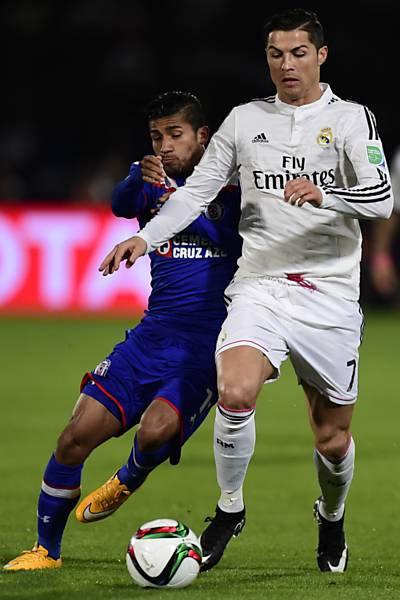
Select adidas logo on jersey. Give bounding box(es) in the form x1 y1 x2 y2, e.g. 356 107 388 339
252 132 268 143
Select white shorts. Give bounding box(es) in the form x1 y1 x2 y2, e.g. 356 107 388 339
216 276 364 405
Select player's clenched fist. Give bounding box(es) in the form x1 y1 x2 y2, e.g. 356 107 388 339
98 236 148 275
284 177 323 208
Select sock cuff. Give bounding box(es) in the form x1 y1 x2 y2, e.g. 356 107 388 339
217 403 255 424
129 435 173 471
41 480 81 499
42 454 83 494
314 437 355 473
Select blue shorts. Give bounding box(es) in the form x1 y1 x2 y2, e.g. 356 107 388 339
80 317 218 447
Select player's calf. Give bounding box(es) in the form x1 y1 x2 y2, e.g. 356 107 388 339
56 393 122 465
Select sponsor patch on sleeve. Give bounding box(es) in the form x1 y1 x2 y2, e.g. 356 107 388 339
366 144 384 165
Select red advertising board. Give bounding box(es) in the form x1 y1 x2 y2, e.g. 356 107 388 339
0 204 151 314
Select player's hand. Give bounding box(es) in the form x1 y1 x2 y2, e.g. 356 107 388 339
284 178 323 207
98 236 148 275
150 189 176 215
141 155 167 185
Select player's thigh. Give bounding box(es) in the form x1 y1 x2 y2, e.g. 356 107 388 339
58 393 121 454
216 278 290 407
153 371 217 444
218 278 290 370
80 324 165 433
137 399 181 449
73 393 121 434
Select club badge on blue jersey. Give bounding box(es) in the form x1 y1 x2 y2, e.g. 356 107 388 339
205 200 225 221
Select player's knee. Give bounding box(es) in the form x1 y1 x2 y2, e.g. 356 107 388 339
55 424 92 465
218 377 257 410
137 411 180 453
315 428 350 461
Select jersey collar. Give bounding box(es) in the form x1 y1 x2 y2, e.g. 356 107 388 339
274 83 334 115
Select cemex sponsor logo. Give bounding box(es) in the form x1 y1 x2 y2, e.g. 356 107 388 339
156 234 227 259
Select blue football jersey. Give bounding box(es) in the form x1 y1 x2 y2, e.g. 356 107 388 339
112 162 242 334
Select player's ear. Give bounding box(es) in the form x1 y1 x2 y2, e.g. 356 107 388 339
317 45 328 66
197 126 210 145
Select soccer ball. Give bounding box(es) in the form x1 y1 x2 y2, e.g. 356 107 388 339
126 518 202 588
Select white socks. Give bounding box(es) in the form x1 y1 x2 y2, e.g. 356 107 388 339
314 437 355 521
214 403 255 513
213 400 354 519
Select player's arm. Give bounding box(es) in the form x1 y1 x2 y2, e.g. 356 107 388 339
135 110 238 253
112 157 166 218
187 186 242 252
317 105 393 219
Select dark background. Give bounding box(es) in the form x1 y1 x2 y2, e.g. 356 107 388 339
0 0 396 202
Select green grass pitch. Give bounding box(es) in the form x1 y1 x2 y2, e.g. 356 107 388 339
0 312 399 600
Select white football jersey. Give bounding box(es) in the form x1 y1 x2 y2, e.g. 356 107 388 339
138 84 393 300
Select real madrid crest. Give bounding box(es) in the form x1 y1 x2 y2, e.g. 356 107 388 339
205 199 225 221
317 127 333 148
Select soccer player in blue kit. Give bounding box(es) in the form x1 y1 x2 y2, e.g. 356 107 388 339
4 91 242 571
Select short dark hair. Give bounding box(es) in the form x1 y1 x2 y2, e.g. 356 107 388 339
144 91 206 131
264 8 325 50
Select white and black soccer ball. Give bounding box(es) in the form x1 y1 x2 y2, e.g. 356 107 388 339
126 518 202 588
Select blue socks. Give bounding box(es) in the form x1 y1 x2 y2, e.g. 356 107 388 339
118 435 173 490
37 436 174 558
37 454 82 559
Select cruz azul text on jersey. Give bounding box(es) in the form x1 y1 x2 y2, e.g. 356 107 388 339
156 232 227 259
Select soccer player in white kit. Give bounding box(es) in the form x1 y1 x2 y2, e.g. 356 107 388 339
98 8 393 574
